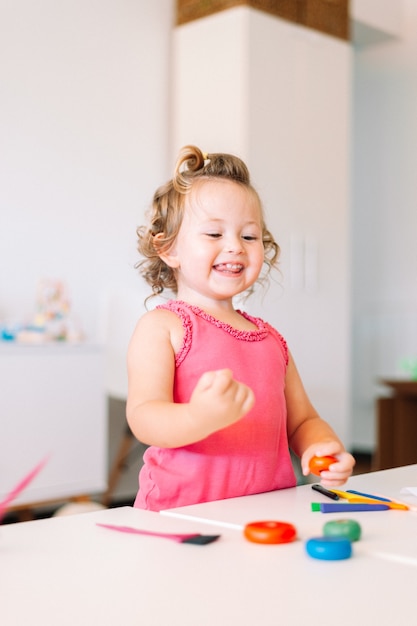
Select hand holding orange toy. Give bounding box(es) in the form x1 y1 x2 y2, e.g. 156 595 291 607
309 455 339 476
303 448 355 487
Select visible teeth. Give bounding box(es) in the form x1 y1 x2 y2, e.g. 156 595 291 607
214 262 244 272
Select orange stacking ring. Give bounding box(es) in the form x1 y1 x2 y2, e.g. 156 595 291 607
309 455 338 476
243 521 297 544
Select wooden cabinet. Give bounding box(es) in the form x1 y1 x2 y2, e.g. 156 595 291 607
0 343 107 508
374 380 417 470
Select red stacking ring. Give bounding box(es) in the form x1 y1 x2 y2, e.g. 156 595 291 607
243 521 297 544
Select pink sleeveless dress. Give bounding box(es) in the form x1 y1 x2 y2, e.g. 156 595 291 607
134 300 296 511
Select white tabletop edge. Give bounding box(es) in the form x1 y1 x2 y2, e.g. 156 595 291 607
160 509 243 530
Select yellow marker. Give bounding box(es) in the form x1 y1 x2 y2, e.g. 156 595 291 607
349 497 408 510
329 489 409 511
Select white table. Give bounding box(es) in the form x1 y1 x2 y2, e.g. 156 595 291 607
162 464 417 564
1 467 417 626
162 464 417 529
0 507 235 626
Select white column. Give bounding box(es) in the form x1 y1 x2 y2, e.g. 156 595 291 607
172 6 352 446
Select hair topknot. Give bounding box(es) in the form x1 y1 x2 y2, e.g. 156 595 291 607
173 145 251 194
135 145 280 300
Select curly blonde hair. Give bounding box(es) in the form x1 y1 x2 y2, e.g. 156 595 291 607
136 145 280 297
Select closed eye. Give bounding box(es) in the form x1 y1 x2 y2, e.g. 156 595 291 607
205 233 222 238
242 235 258 241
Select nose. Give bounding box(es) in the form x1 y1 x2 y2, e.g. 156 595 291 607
224 235 243 254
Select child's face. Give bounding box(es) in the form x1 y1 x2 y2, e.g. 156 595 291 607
163 179 265 304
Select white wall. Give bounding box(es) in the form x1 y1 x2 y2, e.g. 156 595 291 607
248 13 351 447
351 0 417 448
352 0 402 38
0 0 173 381
172 7 249 157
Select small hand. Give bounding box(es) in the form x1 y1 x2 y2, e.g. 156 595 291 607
301 443 355 487
189 368 255 435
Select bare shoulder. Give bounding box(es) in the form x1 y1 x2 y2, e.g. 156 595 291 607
133 307 182 333
127 308 182 410
129 306 184 353
133 307 177 330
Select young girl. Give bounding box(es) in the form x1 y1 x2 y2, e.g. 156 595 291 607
127 145 355 511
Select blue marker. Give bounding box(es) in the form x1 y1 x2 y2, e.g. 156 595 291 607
346 489 392 502
311 502 390 513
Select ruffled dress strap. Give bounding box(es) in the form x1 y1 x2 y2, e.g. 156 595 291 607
156 300 288 367
156 300 193 367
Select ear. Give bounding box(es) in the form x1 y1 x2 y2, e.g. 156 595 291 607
153 233 180 269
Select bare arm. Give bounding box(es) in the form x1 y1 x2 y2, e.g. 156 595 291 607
126 309 254 448
286 352 355 486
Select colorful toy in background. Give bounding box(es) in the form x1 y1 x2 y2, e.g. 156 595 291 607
401 357 417 380
0 279 83 344
32 279 71 341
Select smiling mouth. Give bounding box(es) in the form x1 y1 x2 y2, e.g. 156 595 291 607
213 263 244 274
